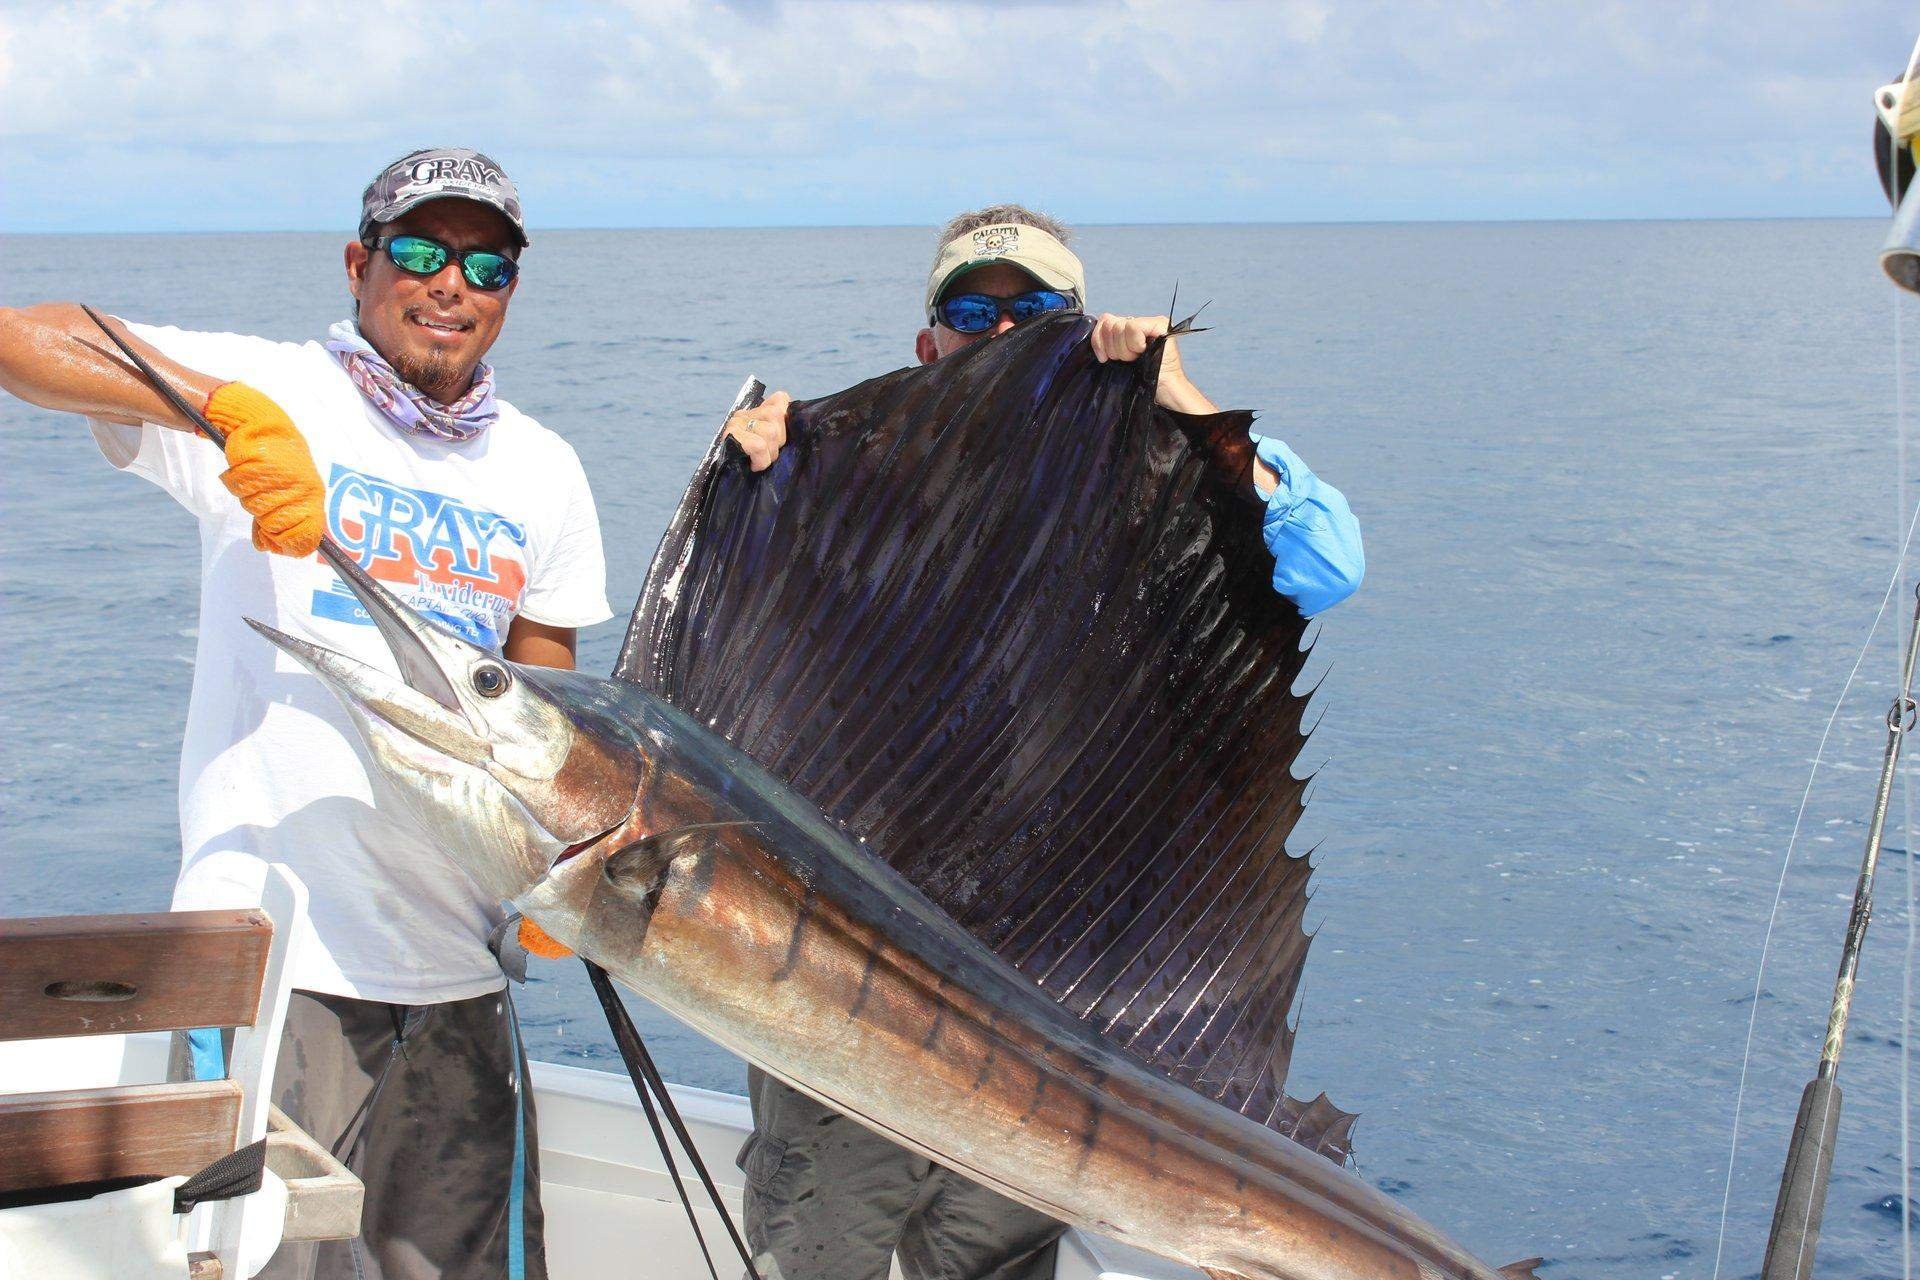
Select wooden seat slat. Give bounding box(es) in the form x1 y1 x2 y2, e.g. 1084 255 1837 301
0 910 272 1041
0 1080 243 1193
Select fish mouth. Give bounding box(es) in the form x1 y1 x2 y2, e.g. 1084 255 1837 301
246 546 640 877
246 618 491 767
246 549 486 766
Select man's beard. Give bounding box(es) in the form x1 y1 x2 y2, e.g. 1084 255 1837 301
392 347 462 402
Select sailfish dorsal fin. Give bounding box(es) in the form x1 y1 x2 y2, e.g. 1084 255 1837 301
618 314 1355 1161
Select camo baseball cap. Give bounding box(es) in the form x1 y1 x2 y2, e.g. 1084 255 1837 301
925 222 1086 320
359 147 528 247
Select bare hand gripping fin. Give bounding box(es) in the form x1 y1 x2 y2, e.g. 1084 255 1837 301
619 314 1357 1162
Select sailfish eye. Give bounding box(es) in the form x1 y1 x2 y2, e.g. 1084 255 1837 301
472 662 510 697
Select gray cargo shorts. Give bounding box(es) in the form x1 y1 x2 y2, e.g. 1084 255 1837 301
738 1066 1063 1280
178 988 544 1280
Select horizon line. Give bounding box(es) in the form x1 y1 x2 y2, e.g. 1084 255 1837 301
0 212 1888 237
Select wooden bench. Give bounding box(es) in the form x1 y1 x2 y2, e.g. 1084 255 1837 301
0 869 361 1278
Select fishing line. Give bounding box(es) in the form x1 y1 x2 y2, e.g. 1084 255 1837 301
1876 110 1915 1280
1898 236 1916 1280
583 961 764 1280
1708 497 1920 1280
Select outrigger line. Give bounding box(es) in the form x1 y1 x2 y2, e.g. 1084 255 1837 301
76 305 765 1277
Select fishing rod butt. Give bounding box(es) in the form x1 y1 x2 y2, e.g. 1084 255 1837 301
1759 1075 1842 1280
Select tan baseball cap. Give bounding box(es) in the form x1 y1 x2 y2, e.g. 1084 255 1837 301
924 222 1087 320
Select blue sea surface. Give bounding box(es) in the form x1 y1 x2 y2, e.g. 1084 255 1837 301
1 220 1915 1278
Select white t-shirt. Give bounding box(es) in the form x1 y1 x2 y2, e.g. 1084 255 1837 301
92 323 612 1003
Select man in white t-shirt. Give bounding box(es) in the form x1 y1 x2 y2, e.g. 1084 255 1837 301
0 148 608 1280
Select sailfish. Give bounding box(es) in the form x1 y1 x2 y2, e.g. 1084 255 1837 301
253 314 1540 1280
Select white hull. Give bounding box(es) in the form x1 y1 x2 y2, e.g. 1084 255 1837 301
1 1034 1197 1280
531 1059 1200 1280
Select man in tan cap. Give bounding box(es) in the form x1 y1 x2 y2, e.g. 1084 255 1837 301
720 204 1363 1280
726 204 1363 616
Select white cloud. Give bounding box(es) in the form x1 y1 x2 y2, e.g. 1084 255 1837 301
0 0 1910 229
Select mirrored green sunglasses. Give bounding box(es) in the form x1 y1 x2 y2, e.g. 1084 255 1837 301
365 234 519 291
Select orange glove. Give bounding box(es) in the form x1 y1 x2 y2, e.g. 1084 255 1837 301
517 916 573 959
203 382 326 557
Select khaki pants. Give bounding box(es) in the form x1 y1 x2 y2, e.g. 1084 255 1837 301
738 1067 1063 1280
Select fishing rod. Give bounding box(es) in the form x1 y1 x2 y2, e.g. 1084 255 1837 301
1760 583 1920 1280
78 305 767 1275
1757 46 1920 1280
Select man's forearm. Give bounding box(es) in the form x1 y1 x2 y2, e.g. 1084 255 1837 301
0 304 220 430
1154 370 1218 416
504 617 578 670
1157 370 1283 492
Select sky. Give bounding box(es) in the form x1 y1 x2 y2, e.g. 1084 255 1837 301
0 0 1913 233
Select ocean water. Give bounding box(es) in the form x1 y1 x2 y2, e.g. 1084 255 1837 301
1 220 1915 1278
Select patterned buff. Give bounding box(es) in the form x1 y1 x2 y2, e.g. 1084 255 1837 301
325 320 498 443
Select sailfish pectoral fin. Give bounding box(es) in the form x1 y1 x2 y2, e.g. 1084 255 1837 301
601 822 763 906
552 820 766 979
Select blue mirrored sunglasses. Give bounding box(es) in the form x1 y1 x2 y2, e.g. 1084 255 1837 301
936 289 1078 335
365 234 519 291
